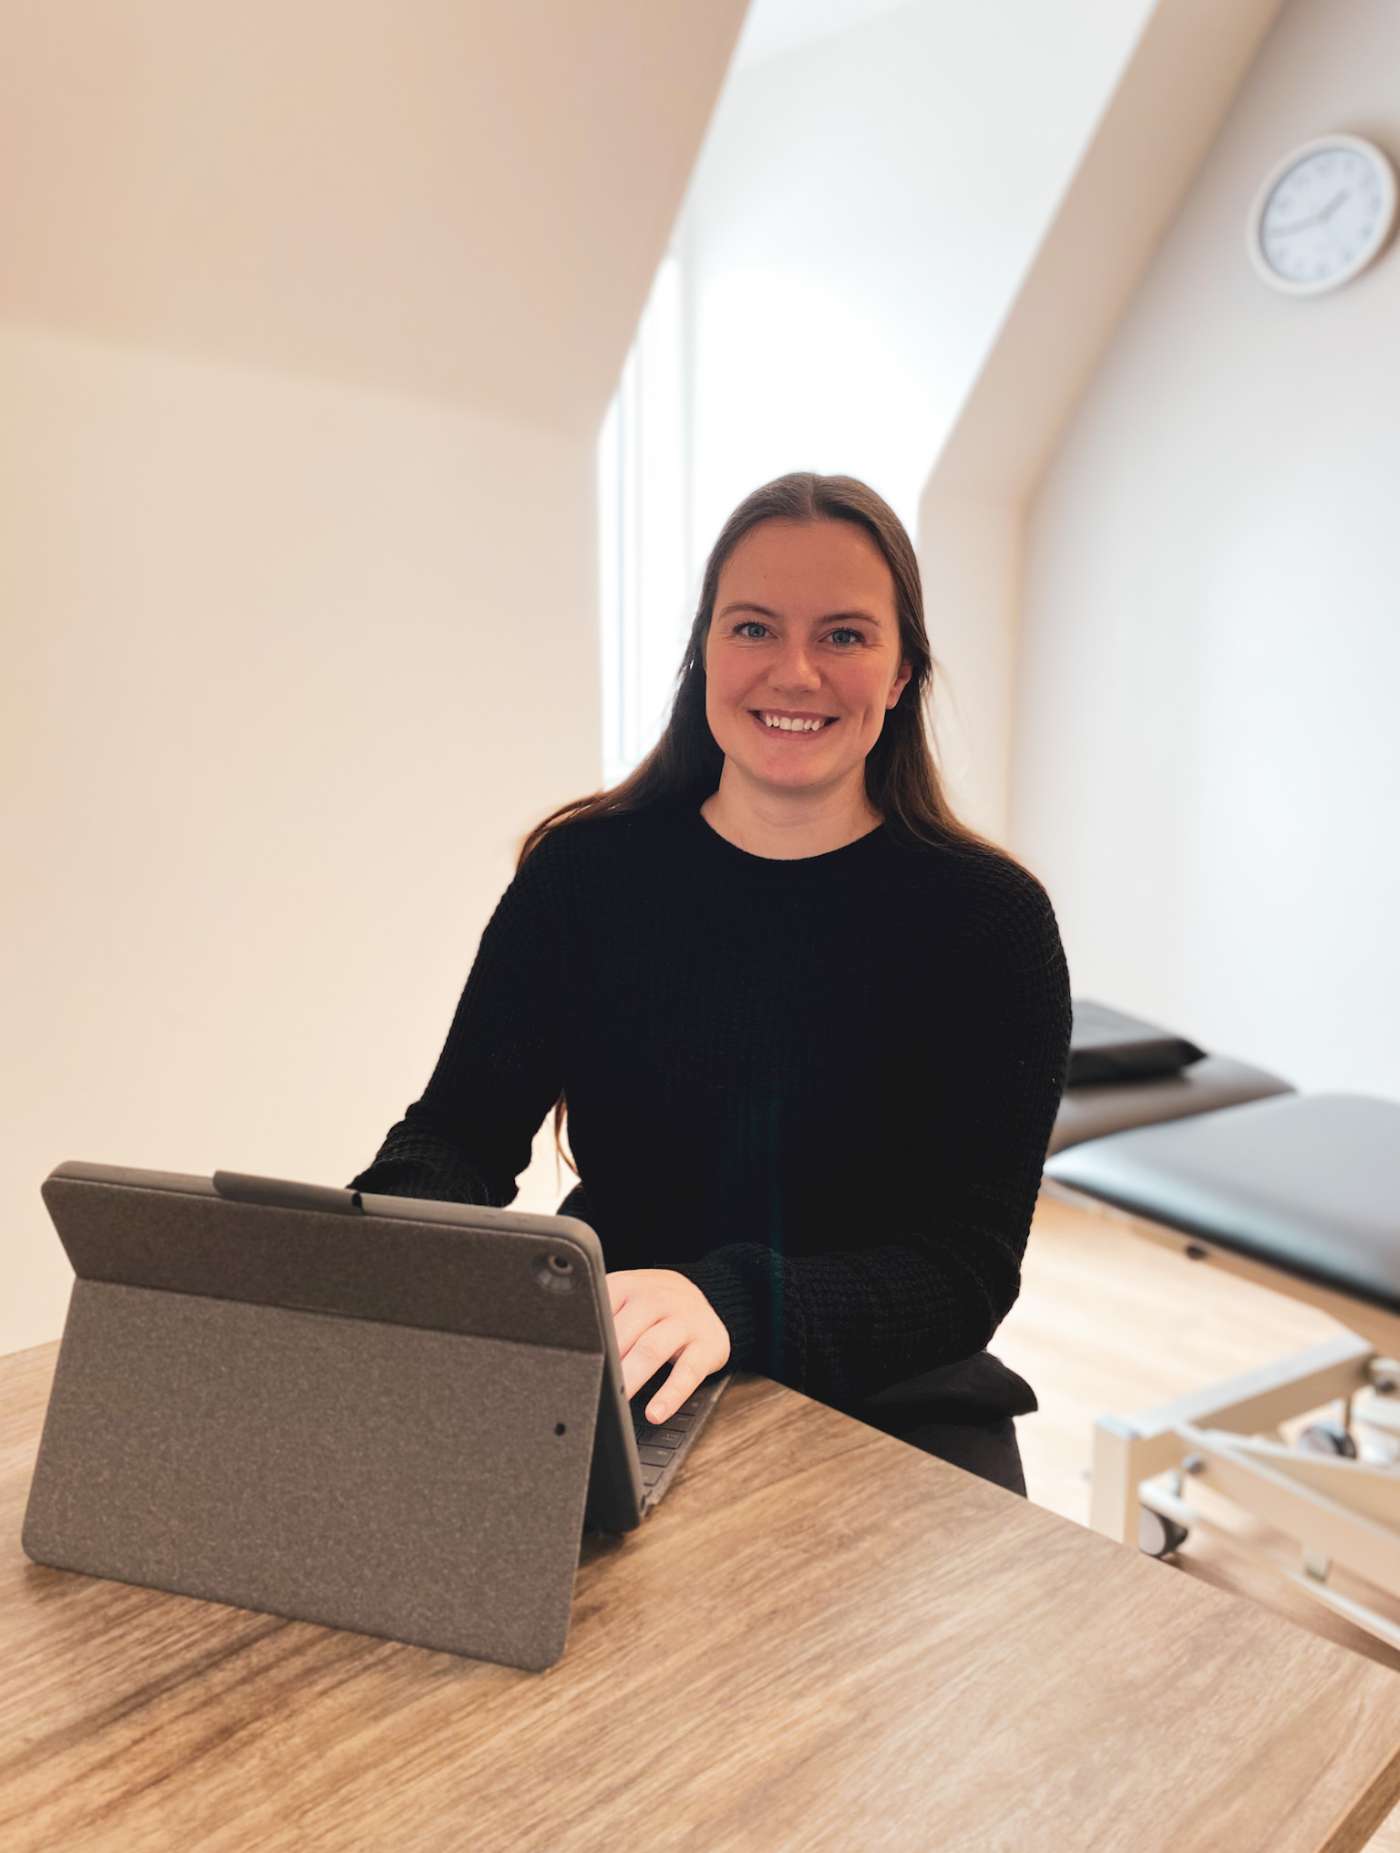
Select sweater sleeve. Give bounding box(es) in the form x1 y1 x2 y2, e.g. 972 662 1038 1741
345 831 570 1208
668 866 1072 1410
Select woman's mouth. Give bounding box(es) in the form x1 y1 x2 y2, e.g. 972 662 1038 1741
748 710 839 741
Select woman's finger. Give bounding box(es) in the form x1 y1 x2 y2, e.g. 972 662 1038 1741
621 1322 684 1401
646 1351 702 1426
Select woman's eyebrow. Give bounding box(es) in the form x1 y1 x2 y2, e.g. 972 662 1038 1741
718 601 883 626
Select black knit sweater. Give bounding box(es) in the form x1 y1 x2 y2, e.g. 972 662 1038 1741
347 798 1072 1420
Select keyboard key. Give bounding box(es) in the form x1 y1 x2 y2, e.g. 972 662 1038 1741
633 1415 685 1437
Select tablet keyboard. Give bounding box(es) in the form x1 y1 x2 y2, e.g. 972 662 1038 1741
627 1373 732 1505
630 1401 703 1488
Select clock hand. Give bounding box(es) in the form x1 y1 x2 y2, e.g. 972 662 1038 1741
1272 189 1350 237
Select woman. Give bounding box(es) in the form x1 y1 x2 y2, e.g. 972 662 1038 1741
348 471 1071 1499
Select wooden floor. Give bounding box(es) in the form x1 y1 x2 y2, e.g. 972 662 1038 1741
1006 1189 1400 1850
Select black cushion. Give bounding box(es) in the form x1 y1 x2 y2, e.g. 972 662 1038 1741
1069 998 1207 1086
1049 1054 1294 1155
1045 1093 1400 1313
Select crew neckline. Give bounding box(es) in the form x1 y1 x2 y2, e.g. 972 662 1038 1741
683 800 889 881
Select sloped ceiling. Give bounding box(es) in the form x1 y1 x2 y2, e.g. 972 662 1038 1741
729 0 915 74
930 0 1285 504
0 0 749 434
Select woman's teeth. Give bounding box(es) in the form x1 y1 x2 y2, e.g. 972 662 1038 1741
752 711 835 734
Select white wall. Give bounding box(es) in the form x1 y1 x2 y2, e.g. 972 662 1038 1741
1 322 598 1355
1013 0 1400 1096
0 3 749 1358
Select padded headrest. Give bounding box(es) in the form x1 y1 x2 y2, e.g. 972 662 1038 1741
1068 998 1207 1086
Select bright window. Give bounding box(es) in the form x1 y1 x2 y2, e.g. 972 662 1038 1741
597 250 691 790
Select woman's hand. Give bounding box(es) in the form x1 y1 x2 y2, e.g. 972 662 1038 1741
606 1268 732 1425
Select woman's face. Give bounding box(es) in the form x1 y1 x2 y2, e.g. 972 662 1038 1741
703 518 912 804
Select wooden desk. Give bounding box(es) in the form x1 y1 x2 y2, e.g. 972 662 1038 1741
4 1341 1400 1851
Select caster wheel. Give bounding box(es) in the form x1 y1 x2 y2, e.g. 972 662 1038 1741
1298 1421 1357 1457
1139 1507 1189 1558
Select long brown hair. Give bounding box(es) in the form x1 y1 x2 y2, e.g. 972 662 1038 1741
518 470 1030 1184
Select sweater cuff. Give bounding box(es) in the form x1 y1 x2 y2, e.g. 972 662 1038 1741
346 1155 492 1207
667 1248 769 1378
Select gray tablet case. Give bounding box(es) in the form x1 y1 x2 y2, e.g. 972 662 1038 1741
21 1160 731 1672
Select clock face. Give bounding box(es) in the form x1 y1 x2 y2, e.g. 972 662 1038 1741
1249 135 1397 295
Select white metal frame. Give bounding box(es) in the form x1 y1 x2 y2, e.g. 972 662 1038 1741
1044 1176 1400 1653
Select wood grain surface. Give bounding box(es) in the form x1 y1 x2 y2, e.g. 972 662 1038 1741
4 1194 1400 1852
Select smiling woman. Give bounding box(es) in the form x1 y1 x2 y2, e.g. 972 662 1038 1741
699 519 912 858
349 471 1071 1493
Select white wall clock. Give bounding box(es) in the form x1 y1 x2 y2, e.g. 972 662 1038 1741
1246 132 1397 296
